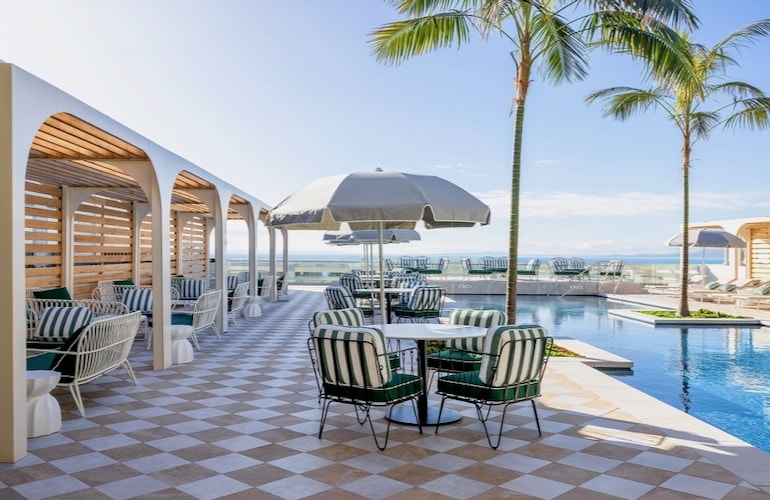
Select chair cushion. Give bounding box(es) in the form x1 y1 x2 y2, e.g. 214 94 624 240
227 275 240 290
32 287 72 300
51 324 90 383
313 326 391 387
171 312 194 326
427 349 482 372
122 288 153 313
437 370 540 402
181 279 207 299
32 306 93 343
446 309 505 350
479 325 548 386
756 284 770 296
113 279 135 286
312 308 365 328
704 280 721 290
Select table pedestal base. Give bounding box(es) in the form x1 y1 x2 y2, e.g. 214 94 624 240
387 405 461 426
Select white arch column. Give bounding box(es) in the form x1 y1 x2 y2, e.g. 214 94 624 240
188 188 228 334
232 204 259 296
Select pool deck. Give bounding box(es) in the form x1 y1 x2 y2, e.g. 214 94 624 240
3 286 770 499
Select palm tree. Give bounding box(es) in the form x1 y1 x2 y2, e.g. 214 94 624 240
369 0 696 321
587 18 770 316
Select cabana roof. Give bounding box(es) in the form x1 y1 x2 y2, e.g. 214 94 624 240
27 112 264 219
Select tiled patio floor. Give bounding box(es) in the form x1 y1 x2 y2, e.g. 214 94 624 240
3 286 770 499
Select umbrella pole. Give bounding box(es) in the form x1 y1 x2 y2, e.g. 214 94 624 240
378 222 386 323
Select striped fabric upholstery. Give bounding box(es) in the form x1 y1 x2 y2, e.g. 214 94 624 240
479 325 549 386
413 256 429 269
312 326 390 388
406 286 443 311
33 306 93 342
227 275 240 291
181 279 207 299
324 285 357 310
312 308 365 329
446 309 506 351
122 288 153 313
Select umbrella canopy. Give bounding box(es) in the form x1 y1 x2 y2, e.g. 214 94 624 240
665 229 746 248
324 229 421 277
266 169 491 230
324 229 422 245
666 228 746 275
266 169 490 320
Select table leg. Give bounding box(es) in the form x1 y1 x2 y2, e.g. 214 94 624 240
387 339 462 426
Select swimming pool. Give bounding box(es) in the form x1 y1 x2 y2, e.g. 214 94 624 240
446 294 770 454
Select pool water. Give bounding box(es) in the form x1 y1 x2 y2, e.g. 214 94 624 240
446 294 770 454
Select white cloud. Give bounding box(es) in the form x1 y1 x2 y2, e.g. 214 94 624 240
474 190 767 219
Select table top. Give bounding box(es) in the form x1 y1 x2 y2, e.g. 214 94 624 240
375 323 487 341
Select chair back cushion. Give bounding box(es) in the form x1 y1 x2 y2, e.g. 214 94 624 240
324 285 356 310
312 308 365 328
756 284 770 296
406 286 444 311
181 279 208 299
339 273 363 294
446 309 506 350
33 306 93 342
227 275 240 290
312 326 390 388
33 287 72 300
479 325 549 386
122 288 153 313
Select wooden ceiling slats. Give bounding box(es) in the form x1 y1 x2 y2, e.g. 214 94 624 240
23 114 253 222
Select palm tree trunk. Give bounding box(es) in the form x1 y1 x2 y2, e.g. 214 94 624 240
677 134 691 316
506 42 532 323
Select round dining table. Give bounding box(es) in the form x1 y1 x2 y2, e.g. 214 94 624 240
377 322 487 426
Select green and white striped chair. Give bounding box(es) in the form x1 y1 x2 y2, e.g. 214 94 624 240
392 285 445 323
426 309 506 376
435 324 552 449
309 325 424 450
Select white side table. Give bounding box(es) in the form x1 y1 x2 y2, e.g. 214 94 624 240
26 370 61 438
244 296 262 318
170 325 194 364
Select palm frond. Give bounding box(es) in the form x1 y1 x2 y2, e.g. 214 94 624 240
723 97 770 131
576 0 698 29
713 18 770 53
586 87 663 120
390 0 479 16
370 12 474 65
689 111 720 140
532 9 588 83
711 81 767 100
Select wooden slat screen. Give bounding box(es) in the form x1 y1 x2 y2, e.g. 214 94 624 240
181 216 209 278
25 181 64 291
750 226 770 279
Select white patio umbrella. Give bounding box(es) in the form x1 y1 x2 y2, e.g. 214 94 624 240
665 228 746 273
266 169 491 319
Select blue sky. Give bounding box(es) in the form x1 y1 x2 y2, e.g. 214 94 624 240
2 1 770 259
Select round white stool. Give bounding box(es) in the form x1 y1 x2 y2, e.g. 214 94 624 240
170 325 194 364
26 370 61 438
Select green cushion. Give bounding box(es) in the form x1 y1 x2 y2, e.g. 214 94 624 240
705 280 721 290
26 352 57 370
437 370 540 402
32 287 72 300
171 312 193 326
113 279 135 286
51 324 90 383
427 349 482 372
323 372 422 403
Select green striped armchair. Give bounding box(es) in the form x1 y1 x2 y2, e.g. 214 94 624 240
309 325 424 450
435 324 552 449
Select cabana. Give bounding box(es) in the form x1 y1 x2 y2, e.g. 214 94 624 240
0 63 272 462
